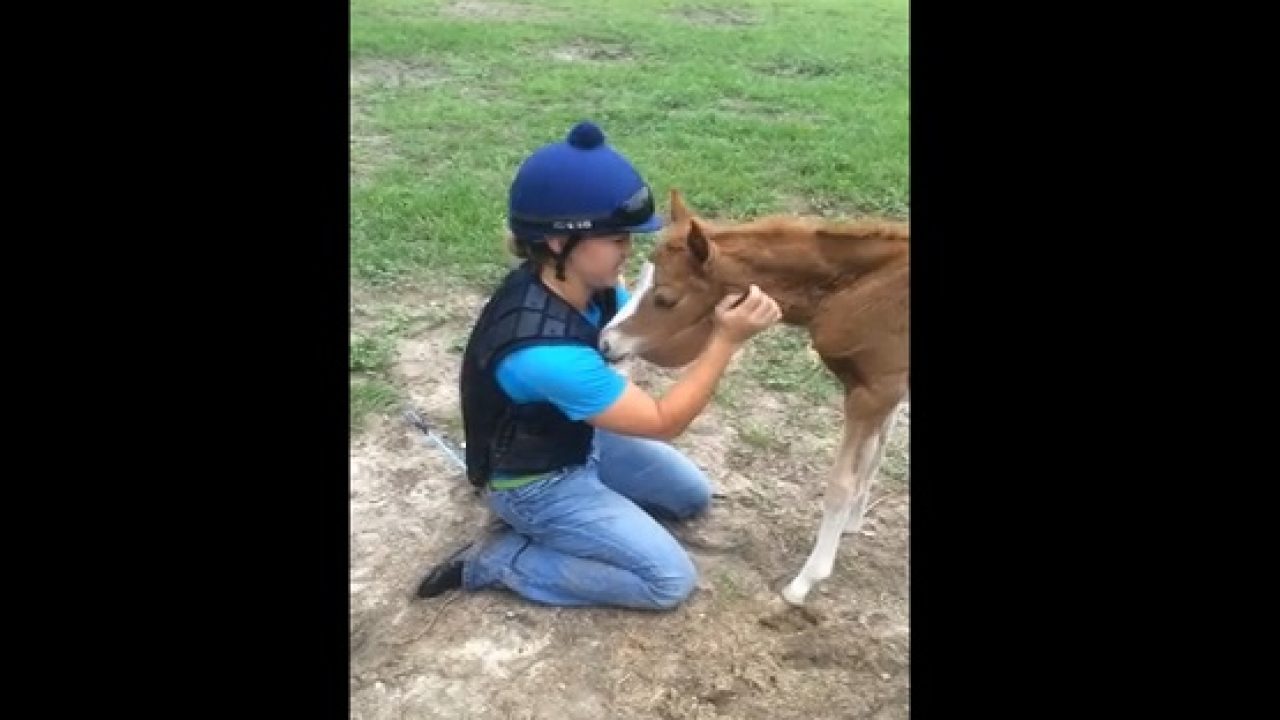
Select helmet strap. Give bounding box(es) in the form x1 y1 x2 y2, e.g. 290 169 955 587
552 233 584 281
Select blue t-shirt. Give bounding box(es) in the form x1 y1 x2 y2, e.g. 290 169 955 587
494 284 630 421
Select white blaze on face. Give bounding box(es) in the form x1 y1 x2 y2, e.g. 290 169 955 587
604 261 653 332
600 261 654 358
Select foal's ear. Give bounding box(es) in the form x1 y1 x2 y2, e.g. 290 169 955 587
669 188 692 222
687 219 716 271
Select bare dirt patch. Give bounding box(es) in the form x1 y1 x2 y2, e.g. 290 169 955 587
779 194 871 219
670 5 760 27
549 38 636 63
755 59 843 79
777 195 909 223
351 287 909 720
351 58 451 90
440 0 545 22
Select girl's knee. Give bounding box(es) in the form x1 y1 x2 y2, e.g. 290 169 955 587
647 554 698 609
672 472 712 519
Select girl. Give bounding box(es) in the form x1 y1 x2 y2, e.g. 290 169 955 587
417 121 781 610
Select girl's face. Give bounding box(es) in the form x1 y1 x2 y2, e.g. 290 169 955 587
550 233 633 290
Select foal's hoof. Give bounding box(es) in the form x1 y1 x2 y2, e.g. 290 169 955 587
781 581 811 606
758 595 824 632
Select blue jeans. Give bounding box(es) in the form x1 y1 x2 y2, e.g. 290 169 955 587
462 430 712 610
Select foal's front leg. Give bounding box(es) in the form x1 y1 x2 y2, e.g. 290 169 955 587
782 419 877 605
781 383 901 606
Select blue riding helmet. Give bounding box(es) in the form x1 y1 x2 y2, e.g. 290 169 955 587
508 121 663 241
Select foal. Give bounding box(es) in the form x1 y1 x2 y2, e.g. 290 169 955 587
600 190 908 605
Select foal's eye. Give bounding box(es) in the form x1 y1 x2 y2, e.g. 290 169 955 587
653 288 678 309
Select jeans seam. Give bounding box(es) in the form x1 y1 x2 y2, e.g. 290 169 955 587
548 502 686 581
513 502 680 581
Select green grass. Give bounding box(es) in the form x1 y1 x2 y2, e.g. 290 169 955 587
351 0 907 425
351 332 396 373
348 305 457 427
745 325 844 403
351 378 400 430
713 568 746 602
735 419 790 453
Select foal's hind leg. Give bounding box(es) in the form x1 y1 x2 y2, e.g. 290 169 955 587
843 404 902 535
782 387 897 606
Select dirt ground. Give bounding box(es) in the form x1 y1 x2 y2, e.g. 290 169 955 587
350 285 909 720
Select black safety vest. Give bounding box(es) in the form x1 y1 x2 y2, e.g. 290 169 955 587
459 262 618 488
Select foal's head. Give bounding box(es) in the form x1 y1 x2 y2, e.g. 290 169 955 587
600 189 730 367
